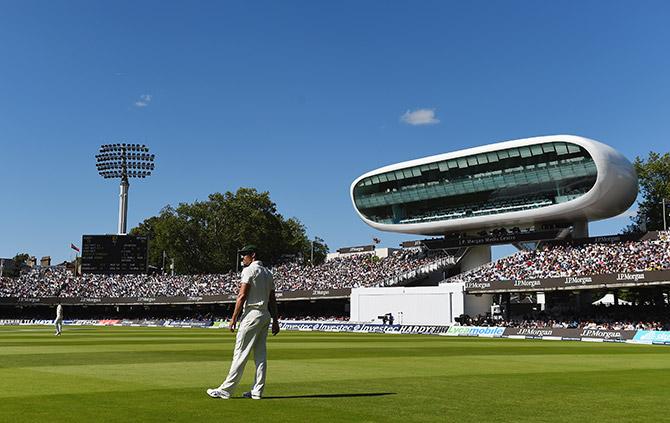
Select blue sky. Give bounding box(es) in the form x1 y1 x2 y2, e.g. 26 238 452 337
1 1 669 264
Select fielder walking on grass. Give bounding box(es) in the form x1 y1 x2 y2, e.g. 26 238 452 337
207 245 280 400
54 303 63 336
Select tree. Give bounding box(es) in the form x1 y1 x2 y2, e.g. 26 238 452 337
624 152 670 233
130 188 327 273
309 237 329 265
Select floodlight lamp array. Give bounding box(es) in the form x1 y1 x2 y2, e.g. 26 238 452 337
99 143 150 153
96 143 156 179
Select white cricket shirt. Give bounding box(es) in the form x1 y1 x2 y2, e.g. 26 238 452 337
240 261 275 311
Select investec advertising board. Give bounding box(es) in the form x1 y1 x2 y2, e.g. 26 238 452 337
465 269 670 293
278 322 450 335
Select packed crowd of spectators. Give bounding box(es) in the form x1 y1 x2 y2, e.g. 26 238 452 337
458 305 670 331
0 249 453 298
271 249 450 290
448 232 670 283
506 319 666 331
0 267 238 298
465 317 668 331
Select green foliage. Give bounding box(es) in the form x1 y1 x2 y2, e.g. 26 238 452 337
130 188 327 273
306 235 328 265
625 151 670 233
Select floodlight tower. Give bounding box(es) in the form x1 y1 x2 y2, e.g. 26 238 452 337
95 143 155 235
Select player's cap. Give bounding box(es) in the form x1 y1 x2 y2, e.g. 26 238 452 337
239 245 258 255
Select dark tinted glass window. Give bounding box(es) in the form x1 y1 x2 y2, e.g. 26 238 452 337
353 141 596 224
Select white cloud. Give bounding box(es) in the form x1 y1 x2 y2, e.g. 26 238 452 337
400 108 440 125
134 94 152 108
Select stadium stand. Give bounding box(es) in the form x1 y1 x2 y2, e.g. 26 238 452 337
2 235 669 330
446 231 670 283
0 249 452 298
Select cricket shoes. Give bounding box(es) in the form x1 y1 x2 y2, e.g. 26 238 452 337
243 391 262 400
206 388 230 399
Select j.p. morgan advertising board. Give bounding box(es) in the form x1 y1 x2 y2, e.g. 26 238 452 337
465 270 670 293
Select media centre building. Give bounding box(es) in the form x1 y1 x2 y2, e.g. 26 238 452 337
348 135 640 324
351 134 637 237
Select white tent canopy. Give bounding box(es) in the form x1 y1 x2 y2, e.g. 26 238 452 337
592 293 632 306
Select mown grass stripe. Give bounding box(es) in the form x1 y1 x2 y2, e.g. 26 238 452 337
1 326 669 422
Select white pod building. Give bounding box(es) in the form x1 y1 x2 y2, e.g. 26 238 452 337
351 135 637 236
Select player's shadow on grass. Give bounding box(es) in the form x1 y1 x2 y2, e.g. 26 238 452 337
262 392 396 399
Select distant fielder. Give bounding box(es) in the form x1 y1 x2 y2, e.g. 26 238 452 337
54 303 63 336
207 245 280 400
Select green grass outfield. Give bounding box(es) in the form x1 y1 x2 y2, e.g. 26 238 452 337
1 326 669 423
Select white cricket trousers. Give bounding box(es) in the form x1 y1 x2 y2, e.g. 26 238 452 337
219 309 271 396
55 318 63 335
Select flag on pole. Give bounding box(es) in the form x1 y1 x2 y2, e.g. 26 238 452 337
70 243 80 253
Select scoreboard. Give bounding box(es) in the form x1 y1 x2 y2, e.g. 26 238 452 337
81 235 148 274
